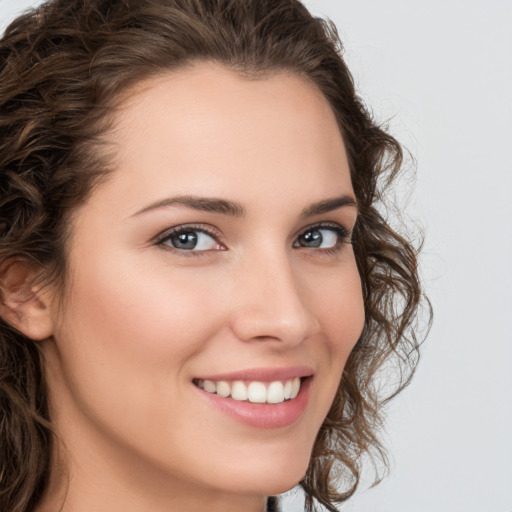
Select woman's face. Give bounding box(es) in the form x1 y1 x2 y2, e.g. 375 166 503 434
43 63 365 507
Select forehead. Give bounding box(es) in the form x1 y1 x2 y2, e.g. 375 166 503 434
93 63 352 215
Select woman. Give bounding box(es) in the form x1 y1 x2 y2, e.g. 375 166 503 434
0 1 427 511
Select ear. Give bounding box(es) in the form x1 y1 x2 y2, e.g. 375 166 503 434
0 259 54 340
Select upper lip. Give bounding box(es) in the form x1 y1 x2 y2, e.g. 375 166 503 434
195 366 314 382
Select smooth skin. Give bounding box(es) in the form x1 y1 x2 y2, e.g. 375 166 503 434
6 63 365 512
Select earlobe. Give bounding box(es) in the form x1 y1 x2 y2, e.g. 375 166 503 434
0 259 54 340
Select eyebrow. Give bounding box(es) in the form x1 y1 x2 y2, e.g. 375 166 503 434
132 195 246 217
131 194 357 218
300 195 357 217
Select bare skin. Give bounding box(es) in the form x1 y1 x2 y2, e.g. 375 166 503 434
13 63 364 512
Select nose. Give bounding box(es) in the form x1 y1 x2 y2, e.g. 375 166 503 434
228 250 320 347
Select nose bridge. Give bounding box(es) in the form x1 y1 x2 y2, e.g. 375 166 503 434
229 245 319 345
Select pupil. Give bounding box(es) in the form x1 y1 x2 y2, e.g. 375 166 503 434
173 231 197 249
301 230 322 247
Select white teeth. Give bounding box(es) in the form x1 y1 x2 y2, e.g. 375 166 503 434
247 382 267 403
290 377 300 399
203 380 216 393
231 381 248 401
216 381 231 398
283 379 293 399
196 377 303 403
267 381 285 403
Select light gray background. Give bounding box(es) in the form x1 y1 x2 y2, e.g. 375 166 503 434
1 1 511 511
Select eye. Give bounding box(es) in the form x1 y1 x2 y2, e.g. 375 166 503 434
157 226 224 252
294 224 350 250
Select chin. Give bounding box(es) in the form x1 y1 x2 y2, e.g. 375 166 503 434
260 473 307 496
213 445 312 497
224 471 306 497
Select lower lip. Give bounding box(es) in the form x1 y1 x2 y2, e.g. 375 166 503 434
194 377 312 429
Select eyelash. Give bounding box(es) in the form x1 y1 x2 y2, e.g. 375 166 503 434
155 222 352 257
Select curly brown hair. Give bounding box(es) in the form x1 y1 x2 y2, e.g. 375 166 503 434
0 1 429 511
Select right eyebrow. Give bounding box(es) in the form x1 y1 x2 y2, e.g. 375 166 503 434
130 195 246 218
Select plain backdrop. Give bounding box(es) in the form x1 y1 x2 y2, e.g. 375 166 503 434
1 1 511 511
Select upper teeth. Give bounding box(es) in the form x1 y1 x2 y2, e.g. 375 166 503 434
196 377 301 404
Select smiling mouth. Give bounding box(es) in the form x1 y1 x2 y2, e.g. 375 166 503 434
193 377 304 404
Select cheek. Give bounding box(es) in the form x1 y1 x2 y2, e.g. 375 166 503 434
48 255 243 485
309 261 365 363
51 253 228 429
63 255 223 363
299 257 365 425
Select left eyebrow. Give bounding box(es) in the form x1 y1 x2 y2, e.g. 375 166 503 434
300 195 358 217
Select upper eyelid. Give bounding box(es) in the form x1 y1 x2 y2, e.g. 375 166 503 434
294 221 352 238
154 223 223 244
